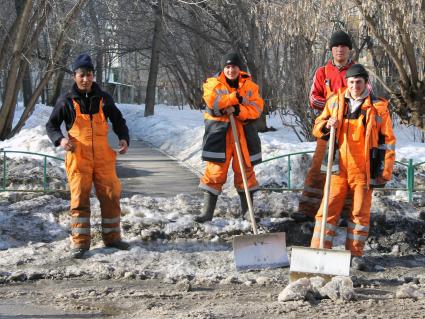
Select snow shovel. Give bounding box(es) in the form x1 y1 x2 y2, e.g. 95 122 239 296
289 126 351 282
230 114 289 271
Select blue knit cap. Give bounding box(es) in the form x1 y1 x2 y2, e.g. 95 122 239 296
73 53 94 72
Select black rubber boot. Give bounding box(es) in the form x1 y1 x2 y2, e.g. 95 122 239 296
194 192 218 223
239 191 254 216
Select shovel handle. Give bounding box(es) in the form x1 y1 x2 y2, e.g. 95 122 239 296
229 114 258 235
319 126 336 249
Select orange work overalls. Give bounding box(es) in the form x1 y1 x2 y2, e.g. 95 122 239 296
66 99 122 249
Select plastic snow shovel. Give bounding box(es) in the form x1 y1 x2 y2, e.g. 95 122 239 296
229 114 289 271
289 126 351 282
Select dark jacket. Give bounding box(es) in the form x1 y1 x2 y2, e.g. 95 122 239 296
46 82 129 147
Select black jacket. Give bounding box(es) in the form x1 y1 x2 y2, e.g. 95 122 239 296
46 82 129 147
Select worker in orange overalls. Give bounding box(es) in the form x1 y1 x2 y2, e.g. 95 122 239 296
310 64 396 270
297 30 356 221
46 54 130 259
196 52 264 223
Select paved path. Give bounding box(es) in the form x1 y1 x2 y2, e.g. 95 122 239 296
109 134 201 198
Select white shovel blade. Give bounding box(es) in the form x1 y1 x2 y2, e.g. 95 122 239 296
233 232 289 271
289 246 351 280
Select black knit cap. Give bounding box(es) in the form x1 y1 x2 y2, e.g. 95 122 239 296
221 52 242 69
73 53 94 72
329 30 352 50
345 64 369 80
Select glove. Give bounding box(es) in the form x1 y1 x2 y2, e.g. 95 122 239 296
236 92 243 104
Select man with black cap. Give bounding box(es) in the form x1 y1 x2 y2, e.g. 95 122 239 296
310 63 396 270
196 52 264 223
298 30 357 221
46 53 130 259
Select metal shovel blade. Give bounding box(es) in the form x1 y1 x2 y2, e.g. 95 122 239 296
289 246 351 282
233 232 289 271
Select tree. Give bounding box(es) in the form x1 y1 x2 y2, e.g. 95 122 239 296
0 0 88 140
350 0 425 131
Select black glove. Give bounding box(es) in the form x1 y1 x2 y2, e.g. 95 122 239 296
236 92 243 104
233 105 240 116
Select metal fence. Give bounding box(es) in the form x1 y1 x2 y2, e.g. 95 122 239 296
1 149 65 192
1 149 424 202
259 150 425 203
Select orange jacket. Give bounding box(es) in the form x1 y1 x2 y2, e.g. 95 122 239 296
313 88 396 187
202 71 264 166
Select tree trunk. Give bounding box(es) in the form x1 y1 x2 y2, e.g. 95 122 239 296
8 0 89 138
48 42 71 106
0 0 33 140
144 2 163 117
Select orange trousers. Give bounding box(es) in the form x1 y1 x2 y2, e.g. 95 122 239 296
200 128 259 195
299 138 352 218
66 100 122 249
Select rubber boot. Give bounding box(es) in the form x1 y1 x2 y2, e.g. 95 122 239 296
194 192 218 223
239 191 254 219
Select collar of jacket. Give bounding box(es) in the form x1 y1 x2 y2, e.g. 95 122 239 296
215 71 251 88
337 87 373 114
69 82 102 99
328 59 354 71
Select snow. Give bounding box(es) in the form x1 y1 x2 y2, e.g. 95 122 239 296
0 102 424 282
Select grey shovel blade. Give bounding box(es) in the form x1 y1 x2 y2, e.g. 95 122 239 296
289 246 351 282
233 232 289 271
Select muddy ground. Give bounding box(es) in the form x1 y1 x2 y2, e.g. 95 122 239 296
1 157 425 318
1 258 425 319
1 193 425 318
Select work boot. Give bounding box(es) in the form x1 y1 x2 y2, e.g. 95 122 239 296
239 191 254 216
105 240 130 250
70 247 89 259
194 192 218 223
351 256 367 271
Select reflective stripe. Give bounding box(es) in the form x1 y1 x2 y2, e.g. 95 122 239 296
315 221 337 232
347 221 369 232
321 163 339 172
375 115 382 124
329 101 338 109
299 195 322 204
102 217 120 224
378 144 395 151
72 227 90 235
246 90 253 97
312 232 334 242
217 89 229 95
199 183 221 195
237 184 260 193
247 101 262 113
303 185 323 195
202 150 225 159
212 96 222 116
250 152 262 162
212 89 230 116
102 227 121 234
347 233 367 241
71 217 90 224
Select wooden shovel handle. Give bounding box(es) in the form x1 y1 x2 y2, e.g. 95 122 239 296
319 126 336 249
229 114 258 234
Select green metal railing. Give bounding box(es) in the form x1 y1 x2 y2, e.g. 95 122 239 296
259 150 425 203
1 149 65 192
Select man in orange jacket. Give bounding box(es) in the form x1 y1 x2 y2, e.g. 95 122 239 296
196 52 264 223
310 64 396 270
46 54 130 259
298 30 356 220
